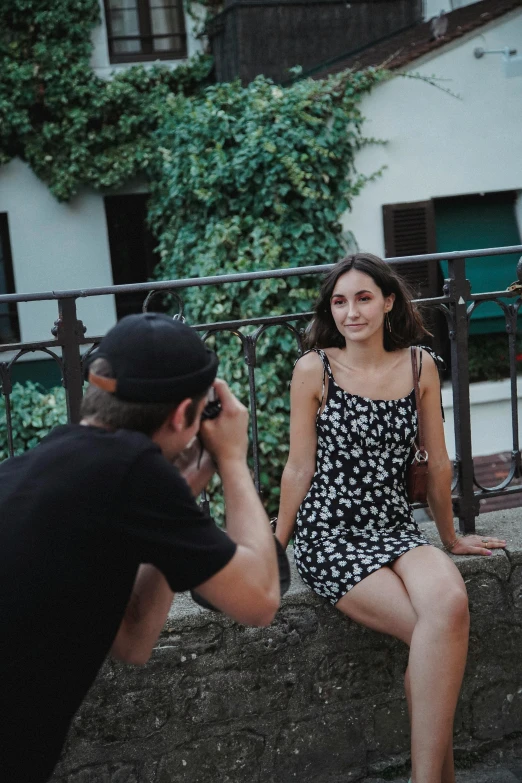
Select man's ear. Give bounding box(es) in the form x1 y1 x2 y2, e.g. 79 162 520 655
169 399 193 433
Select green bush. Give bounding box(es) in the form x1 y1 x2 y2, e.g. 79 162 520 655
0 0 213 199
5 0 449 517
467 333 522 383
1 0 392 514
0 383 67 461
149 70 387 517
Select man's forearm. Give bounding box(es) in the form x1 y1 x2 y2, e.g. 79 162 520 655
111 564 174 666
181 451 216 497
191 456 280 626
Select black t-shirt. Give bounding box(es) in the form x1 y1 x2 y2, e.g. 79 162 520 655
0 425 236 781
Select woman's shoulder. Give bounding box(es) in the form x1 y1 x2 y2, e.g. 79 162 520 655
418 345 444 370
294 348 325 376
415 345 444 388
404 344 443 366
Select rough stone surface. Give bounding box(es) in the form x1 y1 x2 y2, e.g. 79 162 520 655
363 736 522 782
51 510 522 782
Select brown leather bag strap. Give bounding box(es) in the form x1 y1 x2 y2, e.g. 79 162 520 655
411 346 424 450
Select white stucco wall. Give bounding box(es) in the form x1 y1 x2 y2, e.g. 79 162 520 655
0 159 117 343
343 9 522 256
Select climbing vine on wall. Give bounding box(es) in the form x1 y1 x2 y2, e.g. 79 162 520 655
1 0 389 509
0 0 213 199
147 68 388 513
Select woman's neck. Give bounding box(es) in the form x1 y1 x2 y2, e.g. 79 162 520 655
335 334 389 372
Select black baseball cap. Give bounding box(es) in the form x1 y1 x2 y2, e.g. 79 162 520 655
85 313 218 404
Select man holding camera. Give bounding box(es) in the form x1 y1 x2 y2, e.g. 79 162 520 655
0 313 280 782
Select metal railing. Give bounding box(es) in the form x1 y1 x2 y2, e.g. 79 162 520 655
1 244 522 533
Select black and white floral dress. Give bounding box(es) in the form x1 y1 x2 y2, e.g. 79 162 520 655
293 348 433 605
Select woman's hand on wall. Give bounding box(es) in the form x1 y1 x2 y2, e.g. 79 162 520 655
448 534 507 557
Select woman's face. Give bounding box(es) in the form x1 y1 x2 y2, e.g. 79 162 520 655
329 268 395 345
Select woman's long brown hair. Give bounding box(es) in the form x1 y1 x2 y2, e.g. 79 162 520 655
305 253 430 351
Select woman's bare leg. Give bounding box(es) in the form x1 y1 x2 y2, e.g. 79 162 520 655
336 547 467 783
335 564 417 644
441 739 455 783
404 668 455 783
392 547 469 783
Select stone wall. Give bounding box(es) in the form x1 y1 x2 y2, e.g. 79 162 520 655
52 509 522 783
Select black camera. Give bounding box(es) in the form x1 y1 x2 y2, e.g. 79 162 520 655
201 389 221 421
201 396 222 421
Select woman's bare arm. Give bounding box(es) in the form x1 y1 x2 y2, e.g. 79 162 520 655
420 351 505 555
419 352 455 546
275 352 324 548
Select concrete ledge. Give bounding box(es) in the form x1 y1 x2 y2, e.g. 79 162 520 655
52 509 522 783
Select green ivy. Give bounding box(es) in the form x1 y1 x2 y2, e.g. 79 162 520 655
0 0 213 199
0 383 67 461
183 0 218 38
2 0 389 513
467 333 522 383
148 70 387 514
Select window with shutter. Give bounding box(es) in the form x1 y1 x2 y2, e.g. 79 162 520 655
382 199 447 362
382 200 438 298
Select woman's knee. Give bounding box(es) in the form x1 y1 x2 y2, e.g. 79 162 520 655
423 583 469 633
335 568 417 645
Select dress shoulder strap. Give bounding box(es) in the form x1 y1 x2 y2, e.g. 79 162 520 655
414 344 445 421
296 348 333 374
297 349 332 412
416 344 445 380
300 348 333 377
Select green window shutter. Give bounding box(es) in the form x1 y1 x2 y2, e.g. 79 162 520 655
433 191 521 335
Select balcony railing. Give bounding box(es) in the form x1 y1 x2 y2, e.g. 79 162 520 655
1 244 522 533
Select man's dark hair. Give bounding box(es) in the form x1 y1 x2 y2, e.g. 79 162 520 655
80 358 206 436
305 252 430 351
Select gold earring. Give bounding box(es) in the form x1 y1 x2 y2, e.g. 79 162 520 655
385 312 392 332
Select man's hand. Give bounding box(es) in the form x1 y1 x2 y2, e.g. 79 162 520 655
199 379 249 466
172 436 201 473
173 438 216 497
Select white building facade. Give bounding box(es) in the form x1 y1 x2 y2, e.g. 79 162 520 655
342 8 522 256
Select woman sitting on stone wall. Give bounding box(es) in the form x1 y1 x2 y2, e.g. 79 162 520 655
275 253 506 783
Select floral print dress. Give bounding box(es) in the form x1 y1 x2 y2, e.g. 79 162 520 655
293 348 431 604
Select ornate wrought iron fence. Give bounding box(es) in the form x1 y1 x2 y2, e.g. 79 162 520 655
1 244 521 534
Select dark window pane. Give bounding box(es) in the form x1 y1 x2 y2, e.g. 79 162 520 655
113 37 142 55
151 2 183 51
104 195 166 320
0 215 20 344
107 0 142 54
105 0 187 60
